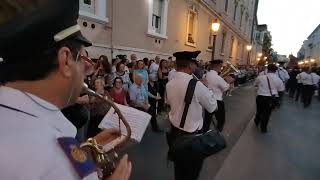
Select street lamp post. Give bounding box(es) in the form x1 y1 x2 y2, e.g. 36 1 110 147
211 20 220 61
246 45 252 65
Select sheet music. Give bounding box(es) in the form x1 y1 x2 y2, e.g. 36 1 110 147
98 103 151 142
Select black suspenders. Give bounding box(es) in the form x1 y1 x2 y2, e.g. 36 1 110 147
0 104 37 117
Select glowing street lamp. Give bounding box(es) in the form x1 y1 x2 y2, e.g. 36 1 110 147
310 59 315 63
211 20 220 61
258 53 262 57
257 58 261 61
305 60 309 64
264 56 267 60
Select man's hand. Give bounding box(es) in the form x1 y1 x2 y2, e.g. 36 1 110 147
76 95 89 104
106 154 132 180
93 129 120 145
224 76 235 84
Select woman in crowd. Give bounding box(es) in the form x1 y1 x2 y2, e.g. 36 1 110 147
92 55 113 91
112 62 132 91
87 78 110 138
157 59 169 112
148 59 155 73
109 77 129 106
148 74 162 132
133 60 149 91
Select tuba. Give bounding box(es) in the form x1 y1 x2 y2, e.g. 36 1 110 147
80 83 131 180
220 61 240 78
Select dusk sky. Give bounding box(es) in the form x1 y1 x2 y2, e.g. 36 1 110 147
257 0 320 57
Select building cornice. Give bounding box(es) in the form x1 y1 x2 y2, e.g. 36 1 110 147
307 24 320 40
199 0 251 43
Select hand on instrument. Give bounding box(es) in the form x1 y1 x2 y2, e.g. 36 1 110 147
106 154 132 180
224 75 235 84
93 128 120 145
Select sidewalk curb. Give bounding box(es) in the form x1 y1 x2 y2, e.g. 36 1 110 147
213 115 256 180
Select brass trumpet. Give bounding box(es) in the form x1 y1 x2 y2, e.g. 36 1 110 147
80 83 131 180
220 61 240 78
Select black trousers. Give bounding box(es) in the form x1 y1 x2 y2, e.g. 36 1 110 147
167 126 204 180
302 85 314 107
148 102 160 131
203 100 225 132
174 157 203 180
295 83 302 102
255 95 273 133
288 83 297 98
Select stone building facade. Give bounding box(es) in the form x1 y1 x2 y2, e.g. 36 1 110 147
78 0 259 64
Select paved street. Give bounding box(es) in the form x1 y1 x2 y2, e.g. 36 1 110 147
126 82 257 180
215 95 320 180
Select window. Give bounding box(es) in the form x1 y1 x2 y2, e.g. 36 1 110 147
256 33 261 42
221 30 226 54
225 0 229 12
208 31 213 50
79 0 108 24
152 0 163 34
233 0 238 21
230 37 234 57
239 5 244 28
186 7 198 46
237 42 241 58
148 0 169 39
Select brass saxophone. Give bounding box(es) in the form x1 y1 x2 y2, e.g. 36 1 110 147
80 83 132 179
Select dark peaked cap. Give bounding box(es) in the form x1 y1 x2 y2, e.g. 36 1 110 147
209 59 224 64
173 51 201 63
0 0 92 63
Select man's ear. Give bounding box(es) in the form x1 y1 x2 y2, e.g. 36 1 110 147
57 47 73 78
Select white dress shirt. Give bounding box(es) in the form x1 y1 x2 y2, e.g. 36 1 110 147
276 67 290 82
168 69 177 81
0 86 98 180
311 73 320 86
166 72 217 133
149 62 159 81
258 69 268 76
299 72 320 85
296 73 302 83
205 70 230 101
254 73 285 96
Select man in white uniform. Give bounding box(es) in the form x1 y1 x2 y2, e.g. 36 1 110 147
275 62 289 106
299 67 320 107
0 1 131 180
254 64 284 133
166 51 217 180
204 59 234 132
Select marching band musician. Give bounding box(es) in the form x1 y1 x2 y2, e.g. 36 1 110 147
203 60 235 132
254 64 284 133
0 1 131 180
166 51 217 180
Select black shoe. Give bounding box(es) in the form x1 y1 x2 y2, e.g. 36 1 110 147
261 129 268 133
254 119 259 127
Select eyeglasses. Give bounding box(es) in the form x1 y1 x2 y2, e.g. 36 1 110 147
76 52 96 75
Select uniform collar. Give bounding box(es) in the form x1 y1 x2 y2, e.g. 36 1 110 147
209 70 218 75
0 86 76 136
175 72 192 78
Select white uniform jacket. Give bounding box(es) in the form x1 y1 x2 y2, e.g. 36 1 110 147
0 86 98 180
166 72 217 133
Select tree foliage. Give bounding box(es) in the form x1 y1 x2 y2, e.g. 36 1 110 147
259 32 274 66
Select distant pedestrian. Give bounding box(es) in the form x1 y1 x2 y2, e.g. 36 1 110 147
254 64 285 133
287 66 300 98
